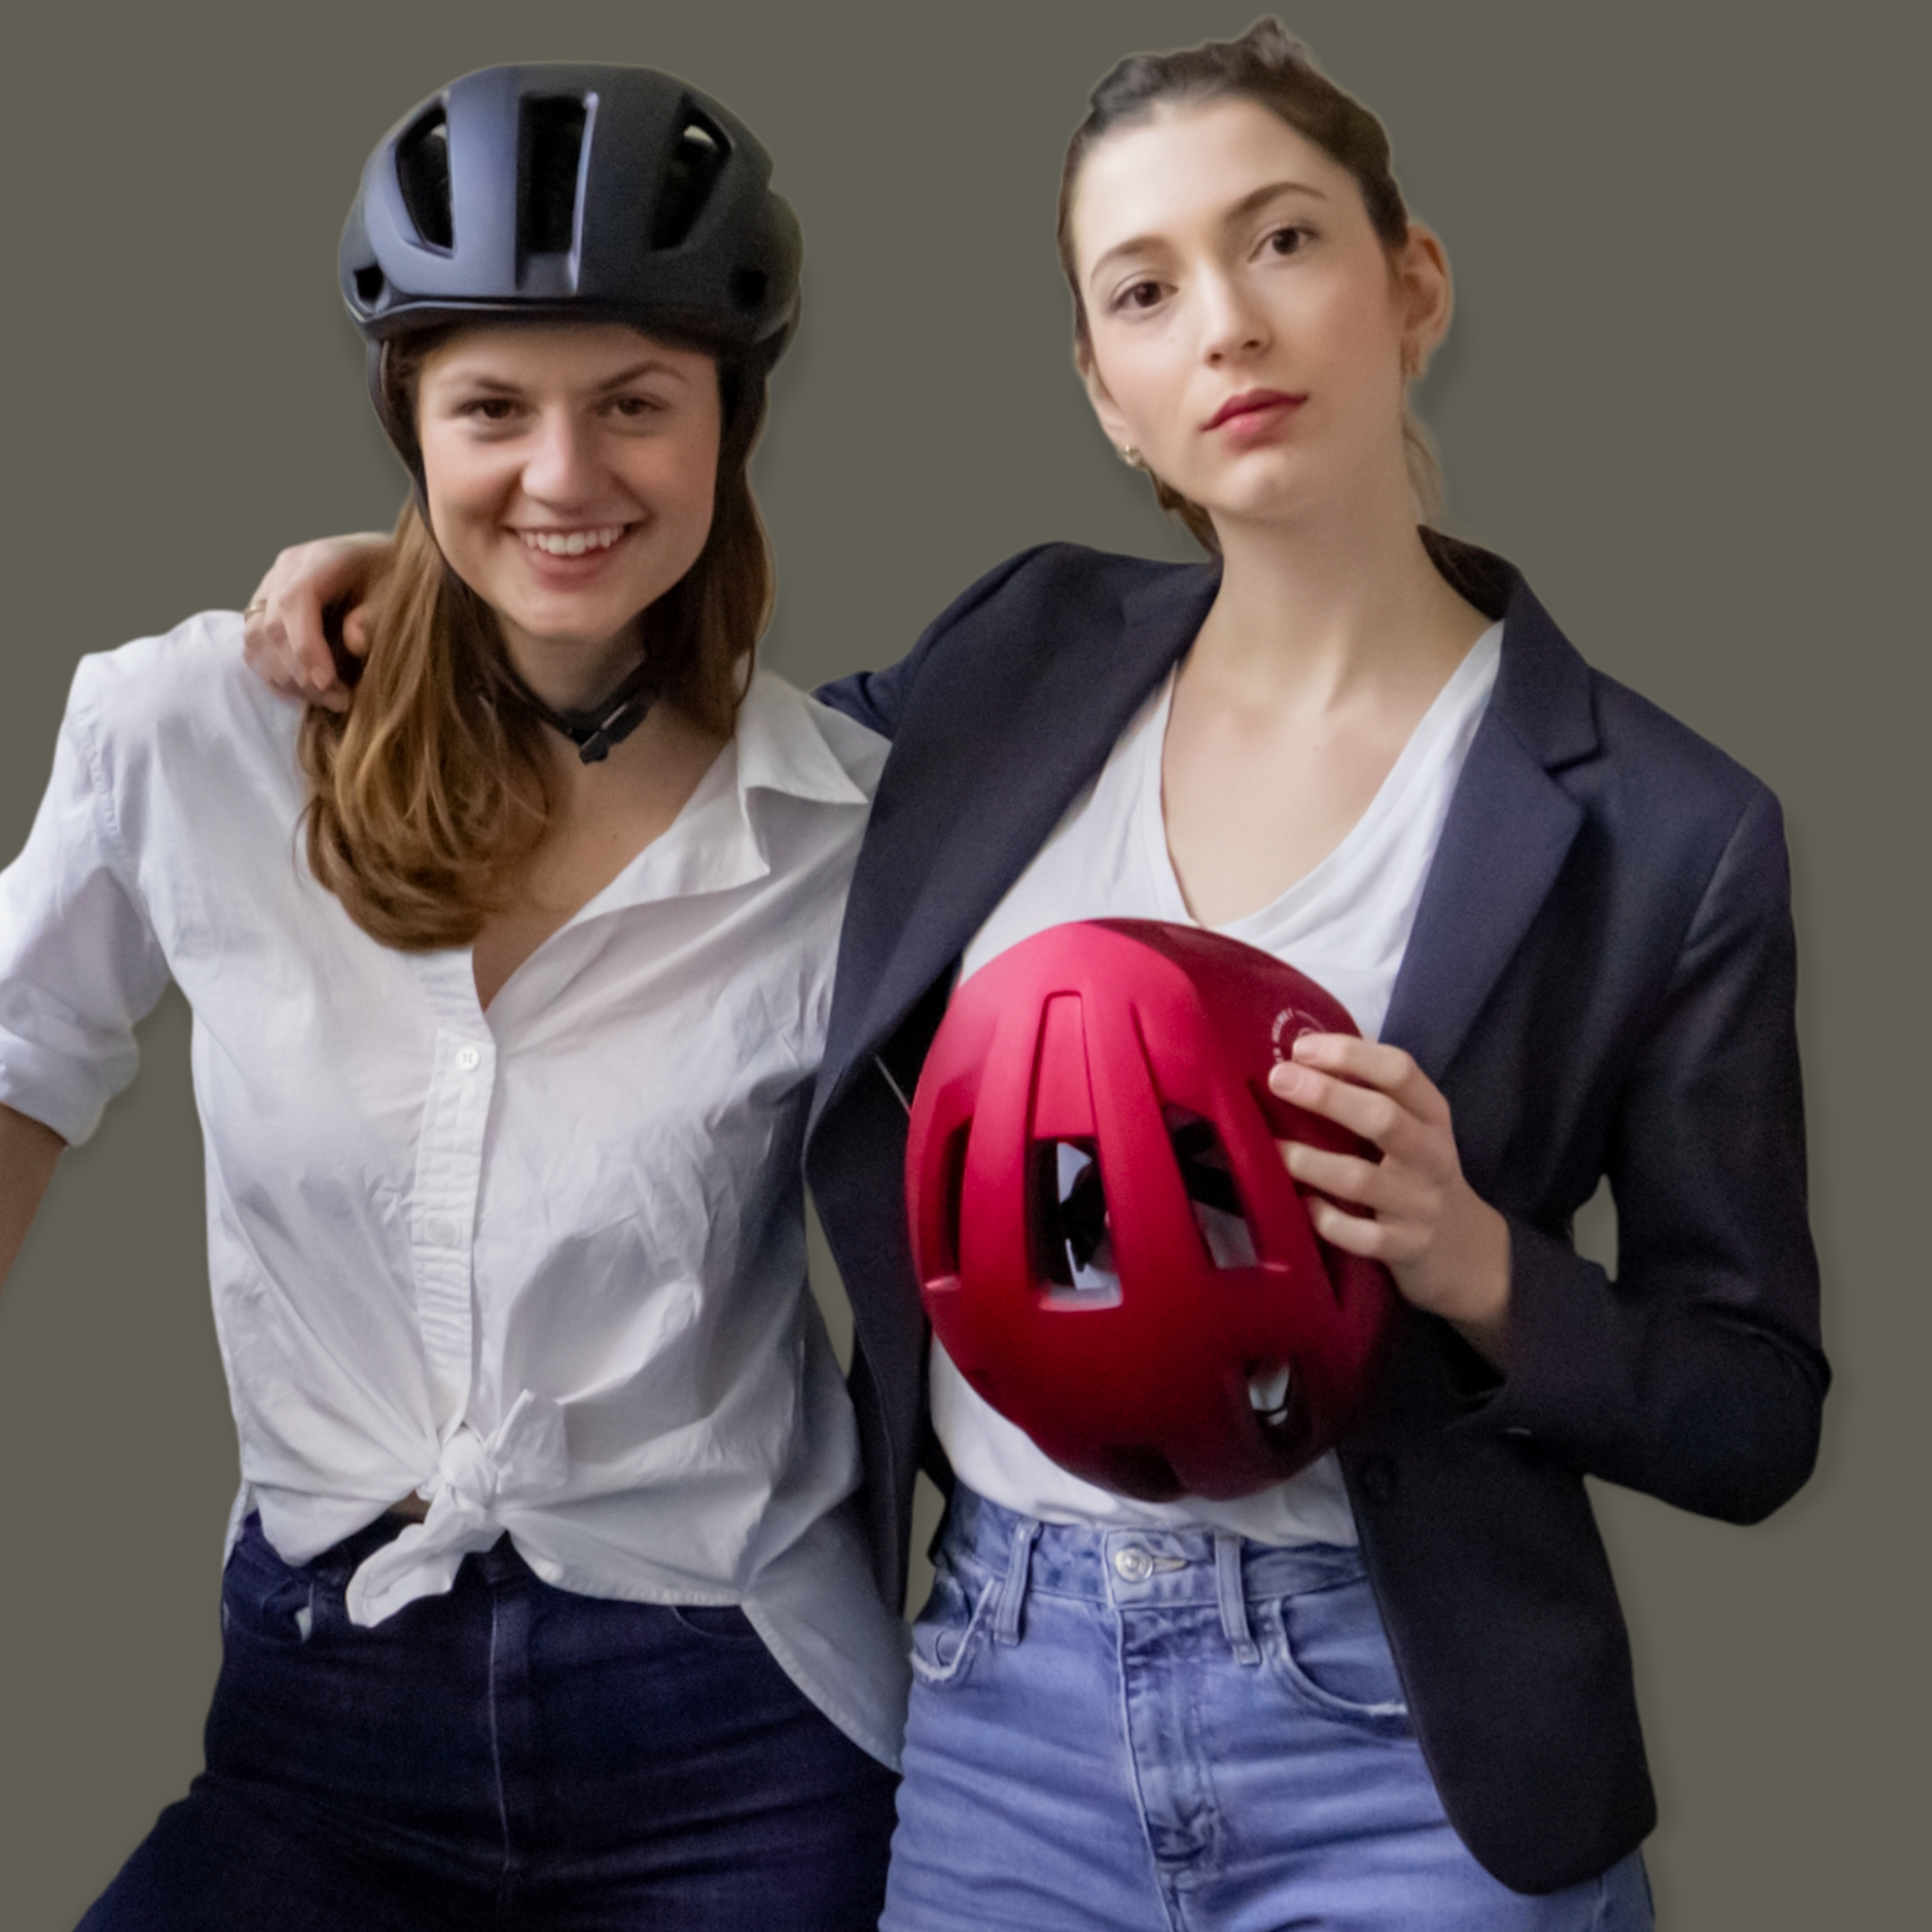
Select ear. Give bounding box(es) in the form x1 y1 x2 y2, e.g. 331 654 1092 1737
1078 344 1139 459
1393 224 1454 379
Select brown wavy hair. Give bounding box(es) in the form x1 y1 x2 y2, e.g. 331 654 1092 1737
1057 16 1443 552
298 330 774 951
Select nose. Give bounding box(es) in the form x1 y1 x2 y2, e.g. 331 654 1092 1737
1196 267 1269 365
520 406 600 506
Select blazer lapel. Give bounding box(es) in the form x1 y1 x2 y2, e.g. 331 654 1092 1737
1381 564 1599 1080
841 561 1218 1089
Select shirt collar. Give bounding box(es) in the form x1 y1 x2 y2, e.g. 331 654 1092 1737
568 668 868 917
730 669 873 810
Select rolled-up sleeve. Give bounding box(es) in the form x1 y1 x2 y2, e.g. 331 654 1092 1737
0 670 169 1145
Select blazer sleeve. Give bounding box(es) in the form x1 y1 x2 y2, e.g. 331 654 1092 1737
812 545 1055 739
1469 784 1826 1524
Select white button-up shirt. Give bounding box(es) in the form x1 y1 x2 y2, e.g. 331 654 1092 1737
0 613 908 1766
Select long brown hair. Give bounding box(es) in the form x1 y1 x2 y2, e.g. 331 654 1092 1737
1056 17 1443 551
299 329 774 951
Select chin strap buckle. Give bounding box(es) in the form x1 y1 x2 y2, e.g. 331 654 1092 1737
508 655 663 764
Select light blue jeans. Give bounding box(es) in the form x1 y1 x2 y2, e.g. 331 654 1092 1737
881 1486 1653 1932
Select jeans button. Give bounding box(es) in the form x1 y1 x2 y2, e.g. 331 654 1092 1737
1113 1546 1155 1583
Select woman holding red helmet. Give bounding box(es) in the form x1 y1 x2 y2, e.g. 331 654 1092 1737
248 21 1824 1929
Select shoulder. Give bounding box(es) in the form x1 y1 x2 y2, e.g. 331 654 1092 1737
814 541 1206 744
922 541 1195 649
800 690 891 796
67 609 297 783
735 666 888 802
1564 650 1785 892
1474 542 1782 863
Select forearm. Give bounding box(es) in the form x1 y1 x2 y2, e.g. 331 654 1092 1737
1474 1214 1824 1522
0 1101 65 1294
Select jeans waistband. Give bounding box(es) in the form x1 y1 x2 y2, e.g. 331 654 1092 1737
940 1486 1366 1666
247 1512 527 1599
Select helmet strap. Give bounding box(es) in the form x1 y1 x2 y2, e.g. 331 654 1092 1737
501 653 663 765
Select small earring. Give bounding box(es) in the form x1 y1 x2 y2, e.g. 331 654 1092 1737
1118 444 1144 469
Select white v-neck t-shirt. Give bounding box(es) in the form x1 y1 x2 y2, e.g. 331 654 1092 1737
937 623 1504 1543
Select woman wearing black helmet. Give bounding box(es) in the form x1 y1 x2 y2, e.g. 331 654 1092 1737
244 20 1824 1931
0 63 902 1930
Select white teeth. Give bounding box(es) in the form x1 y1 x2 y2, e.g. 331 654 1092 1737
521 525 625 557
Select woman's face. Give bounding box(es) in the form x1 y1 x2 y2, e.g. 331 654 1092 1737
1069 97 1448 534
415 323 722 691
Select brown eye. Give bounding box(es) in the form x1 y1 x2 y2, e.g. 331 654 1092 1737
1117 278 1164 313
1267 225 1309 258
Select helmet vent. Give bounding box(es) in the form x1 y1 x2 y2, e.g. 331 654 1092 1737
352 264 386 308
1031 1140 1121 1305
935 1123 971 1277
652 109 731 249
521 96 590 258
395 108 454 252
1167 1109 1259 1270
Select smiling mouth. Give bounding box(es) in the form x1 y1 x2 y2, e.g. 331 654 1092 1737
518 524 631 558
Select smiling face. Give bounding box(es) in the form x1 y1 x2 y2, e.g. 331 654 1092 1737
414 323 723 703
1069 97 1449 540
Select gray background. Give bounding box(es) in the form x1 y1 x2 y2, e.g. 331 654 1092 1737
0 0 1921 1924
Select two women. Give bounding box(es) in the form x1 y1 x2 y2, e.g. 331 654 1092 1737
47 17 1824 1929
1 65 902 1929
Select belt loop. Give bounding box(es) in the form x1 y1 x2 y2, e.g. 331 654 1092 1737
992 1518 1042 1646
1215 1533 1260 1666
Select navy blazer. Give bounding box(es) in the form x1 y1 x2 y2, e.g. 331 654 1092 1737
803 532 1826 1894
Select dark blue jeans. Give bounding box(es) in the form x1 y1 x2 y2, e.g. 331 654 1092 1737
79 1515 898 1931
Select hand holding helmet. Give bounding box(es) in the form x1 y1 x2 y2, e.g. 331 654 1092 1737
1269 1031 1512 1358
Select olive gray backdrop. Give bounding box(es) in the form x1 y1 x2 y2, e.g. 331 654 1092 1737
0 1 1919 1924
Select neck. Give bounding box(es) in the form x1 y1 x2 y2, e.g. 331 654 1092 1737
500 626 646 717
1192 465 1480 708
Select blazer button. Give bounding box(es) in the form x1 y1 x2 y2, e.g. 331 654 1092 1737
1357 1454 1398 1506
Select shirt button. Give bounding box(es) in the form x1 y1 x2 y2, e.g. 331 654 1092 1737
427 1217 459 1248
1112 1547 1155 1584
455 1044 482 1072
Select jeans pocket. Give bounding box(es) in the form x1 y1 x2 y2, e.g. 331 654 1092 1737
222 1520 319 1647
668 1604 767 1643
908 1560 997 1689
1259 1573 1412 1736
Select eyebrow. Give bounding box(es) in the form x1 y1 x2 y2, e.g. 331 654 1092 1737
1085 178 1331 294
433 358 691 395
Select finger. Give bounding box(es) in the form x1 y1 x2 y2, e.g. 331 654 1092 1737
1303 1193 1398 1259
278 591 345 696
242 608 302 698
1278 1139 1391 1210
1284 1034 1448 1124
340 603 375 658
1270 1059 1421 1156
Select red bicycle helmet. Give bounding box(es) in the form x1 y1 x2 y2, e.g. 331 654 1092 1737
906 919 1396 1501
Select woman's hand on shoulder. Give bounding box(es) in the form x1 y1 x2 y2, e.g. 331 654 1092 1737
1269 1035 1512 1367
242 532 391 712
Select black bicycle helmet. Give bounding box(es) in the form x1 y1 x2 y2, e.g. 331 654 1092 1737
341 62 801 461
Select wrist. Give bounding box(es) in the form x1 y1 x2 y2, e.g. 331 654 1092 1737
1399 1196 1512 1368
